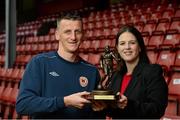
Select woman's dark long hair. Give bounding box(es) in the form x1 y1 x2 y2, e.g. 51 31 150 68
115 25 150 73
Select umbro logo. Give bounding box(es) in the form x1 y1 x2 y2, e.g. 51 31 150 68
49 71 60 77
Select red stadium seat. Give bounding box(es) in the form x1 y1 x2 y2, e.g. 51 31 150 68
31 36 39 44
79 53 89 61
95 21 103 29
98 39 112 52
15 55 32 68
174 9 180 18
156 19 170 33
49 28 55 35
142 20 157 35
38 44 46 53
82 17 88 24
26 36 34 44
89 40 100 53
109 12 118 20
160 32 180 50
24 44 32 54
94 28 104 40
135 22 144 32
44 35 50 43
12 108 18 119
101 12 109 21
111 19 120 28
139 13 151 23
11 69 21 82
79 40 91 53
103 20 111 28
2 68 13 81
102 28 111 39
0 86 5 117
84 30 94 40
156 50 176 72
129 15 140 24
169 18 180 32
147 51 158 64
16 68 25 82
50 34 56 43
142 32 150 46
95 12 102 22
156 5 166 12
174 50 180 67
88 53 101 67
149 12 162 22
51 42 58 51
38 36 45 43
45 43 52 52
0 55 5 67
109 27 119 40
161 10 175 21
31 44 38 54
87 22 95 30
167 71 180 116
161 114 180 120
147 31 164 50
1 86 13 103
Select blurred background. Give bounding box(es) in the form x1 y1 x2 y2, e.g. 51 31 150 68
0 0 179 119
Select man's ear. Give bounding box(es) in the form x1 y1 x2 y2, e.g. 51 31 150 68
55 29 59 40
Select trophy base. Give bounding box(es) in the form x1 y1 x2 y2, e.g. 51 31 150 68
86 90 117 100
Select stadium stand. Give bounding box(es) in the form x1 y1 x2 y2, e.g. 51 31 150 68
0 0 179 119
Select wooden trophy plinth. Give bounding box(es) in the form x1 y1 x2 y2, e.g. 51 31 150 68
86 89 118 100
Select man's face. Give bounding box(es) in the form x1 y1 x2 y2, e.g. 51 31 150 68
55 19 83 53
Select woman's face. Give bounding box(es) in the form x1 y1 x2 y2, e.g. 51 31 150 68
116 32 141 64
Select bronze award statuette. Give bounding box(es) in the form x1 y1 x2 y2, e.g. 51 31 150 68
87 46 121 101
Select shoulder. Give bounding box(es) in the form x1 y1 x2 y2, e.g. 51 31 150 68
81 60 99 74
31 51 57 62
79 58 99 70
141 64 165 85
143 64 163 75
27 51 57 66
33 51 57 60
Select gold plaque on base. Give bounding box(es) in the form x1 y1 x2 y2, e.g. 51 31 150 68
86 90 118 100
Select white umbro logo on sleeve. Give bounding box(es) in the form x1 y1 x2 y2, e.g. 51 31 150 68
49 71 60 77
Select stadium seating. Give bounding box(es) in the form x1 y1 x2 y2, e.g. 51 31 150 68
88 53 101 67
0 0 179 119
169 18 180 32
142 20 157 35
156 19 170 33
147 51 158 64
147 31 164 51
156 50 176 73
167 71 180 116
174 9 180 18
135 22 144 32
160 31 180 50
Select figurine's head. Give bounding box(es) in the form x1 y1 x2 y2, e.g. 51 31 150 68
104 45 110 53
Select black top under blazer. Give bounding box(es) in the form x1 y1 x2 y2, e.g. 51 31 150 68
106 62 168 119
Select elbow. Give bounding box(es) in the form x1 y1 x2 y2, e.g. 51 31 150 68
15 99 30 115
15 101 26 115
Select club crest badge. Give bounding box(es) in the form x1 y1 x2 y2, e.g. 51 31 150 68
79 76 88 87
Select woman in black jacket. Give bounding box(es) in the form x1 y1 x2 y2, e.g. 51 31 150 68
92 25 168 119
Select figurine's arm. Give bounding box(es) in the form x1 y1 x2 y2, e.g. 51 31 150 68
111 51 121 62
100 55 104 69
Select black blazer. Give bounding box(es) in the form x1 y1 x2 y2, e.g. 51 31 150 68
106 63 168 119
